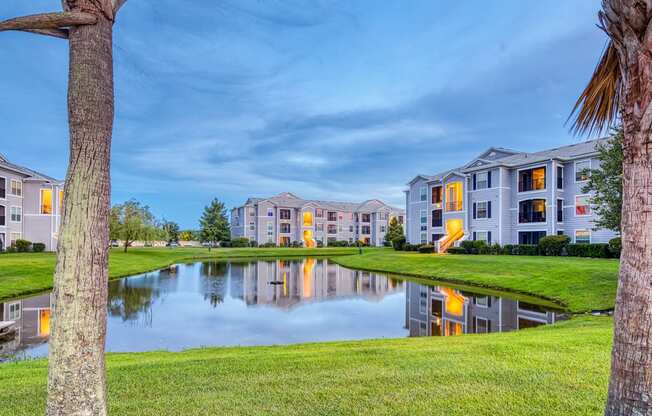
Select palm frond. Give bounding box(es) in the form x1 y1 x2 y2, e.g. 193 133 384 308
568 41 621 136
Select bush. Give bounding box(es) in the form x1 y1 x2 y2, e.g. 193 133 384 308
460 240 476 254
608 237 621 258
392 236 406 251
231 237 250 248
260 242 277 248
32 242 46 252
510 244 539 256
418 244 434 253
291 241 302 248
316 240 324 248
447 247 467 254
14 239 32 253
328 240 350 247
249 240 258 248
538 235 570 256
489 243 502 255
403 243 420 252
383 241 392 247
567 243 611 258
501 244 514 255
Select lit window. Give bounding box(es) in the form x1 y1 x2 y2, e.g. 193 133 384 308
10 180 22 197
575 160 591 182
10 206 21 222
41 189 53 214
446 182 463 211
575 230 591 244
303 211 314 226
59 190 64 212
575 195 591 216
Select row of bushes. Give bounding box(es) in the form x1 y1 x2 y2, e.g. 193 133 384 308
2 239 46 253
226 238 373 249
394 235 621 259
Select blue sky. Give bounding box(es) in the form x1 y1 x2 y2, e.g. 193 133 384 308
1 1 606 228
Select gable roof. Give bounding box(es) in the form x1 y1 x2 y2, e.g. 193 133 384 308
0 155 62 183
241 192 404 213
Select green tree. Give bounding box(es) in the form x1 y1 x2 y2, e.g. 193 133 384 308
179 230 199 241
199 199 230 250
162 220 181 243
110 200 157 252
384 217 405 246
582 128 623 232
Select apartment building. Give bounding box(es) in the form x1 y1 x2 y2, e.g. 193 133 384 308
0 153 64 251
405 139 618 251
231 192 405 247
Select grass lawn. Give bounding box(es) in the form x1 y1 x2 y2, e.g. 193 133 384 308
0 316 611 416
332 249 619 313
0 247 358 302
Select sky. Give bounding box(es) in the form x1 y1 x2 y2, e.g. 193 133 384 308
0 1 608 228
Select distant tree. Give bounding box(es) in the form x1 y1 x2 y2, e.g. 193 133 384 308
161 220 181 243
385 217 405 247
179 230 199 241
199 199 230 250
110 200 157 252
581 128 623 233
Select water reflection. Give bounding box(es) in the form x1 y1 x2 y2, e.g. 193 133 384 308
0 258 562 362
405 282 559 336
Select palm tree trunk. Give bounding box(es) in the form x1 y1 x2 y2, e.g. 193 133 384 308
602 2 652 414
46 15 113 416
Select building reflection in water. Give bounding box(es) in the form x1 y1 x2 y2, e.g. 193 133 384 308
404 281 560 337
0 293 51 360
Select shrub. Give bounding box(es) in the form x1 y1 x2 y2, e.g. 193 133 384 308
608 237 622 258
32 243 46 253
392 236 406 251
403 243 420 252
447 247 467 255
538 235 570 256
501 244 514 255
489 243 502 255
567 243 611 258
418 244 434 253
475 241 490 255
316 240 324 248
231 237 250 248
14 239 32 253
510 244 539 256
328 240 350 247
460 240 476 254
260 242 277 248
383 241 392 247
290 241 302 248
249 240 258 248
220 241 232 247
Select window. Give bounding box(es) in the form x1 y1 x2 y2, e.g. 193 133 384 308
420 186 427 201
431 209 442 227
249 209 255 216
10 232 21 247
328 224 338 234
10 180 22 197
279 236 290 247
575 195 591 216
8 302 20 320
475 296 491 308
518 199 546 223
420 209 427 225
557 230 565 236
361 225 371 234
41 189 53 214
557 199 563 222
575 160 591 182
316 223 324 232
303 211 314 226
249 222 255 231
421 225 427 231
10 207 21 222
473 201 490 219
380 225 386 233
280 223 290 233
266 222 273 237
575 230 591 244
267 208 274 217
518 231 546 245
349 225 353 232
315 209 323 218
445 182 463 211
0 205 4 226
327 211 337 222
431 233 443 243
420 232 427 244
475 317 490 334
431 186 443 208
280 209 291 220
0 178 5 199
361 213 370 223
474 231 490 243
474 172 489 190
59 190 64 212
556 166 564 189
518 167 546 192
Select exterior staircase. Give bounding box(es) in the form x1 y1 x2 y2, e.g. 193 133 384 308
437 229 465 253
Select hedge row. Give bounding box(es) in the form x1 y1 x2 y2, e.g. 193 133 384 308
1 239 46 253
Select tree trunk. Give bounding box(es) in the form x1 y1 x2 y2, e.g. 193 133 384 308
603 2 652 414
46 15 113 416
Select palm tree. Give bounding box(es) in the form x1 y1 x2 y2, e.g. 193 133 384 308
570 1 652 414
1 1 128 414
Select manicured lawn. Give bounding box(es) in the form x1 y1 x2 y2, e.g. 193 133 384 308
0 247 358 302
332 249 619 313
0 316 611 416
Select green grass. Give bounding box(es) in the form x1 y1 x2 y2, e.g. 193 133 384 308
332 249 619 313
0 316 612 416
0 247 358 302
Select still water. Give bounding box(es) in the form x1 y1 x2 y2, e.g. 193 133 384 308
0 258 562 362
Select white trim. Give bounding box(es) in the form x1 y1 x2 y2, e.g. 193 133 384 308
9 205 22 223
574 229 592 244
516 198 547 225
516 315 549 329
574 159 592 183
516 164 547 194
473 200 490 220
9 179 23 198
475 316 490 333
468 186 510 193
574 194 592 217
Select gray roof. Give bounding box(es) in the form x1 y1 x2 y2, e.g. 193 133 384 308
243 192 404 213
0 154 62 183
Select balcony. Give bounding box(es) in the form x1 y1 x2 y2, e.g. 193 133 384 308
518 199 546 223
518 167 546 192
446 201 463 212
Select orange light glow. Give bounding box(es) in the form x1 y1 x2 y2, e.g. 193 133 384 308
440 287 465 316
303 230 315 248
303 211 313 226
39 309 51 336
41 189 53 214
302 258 316 298
445 182 463 211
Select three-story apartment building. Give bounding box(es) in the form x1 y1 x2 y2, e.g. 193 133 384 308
0 153 64 251
231 192 404 247
405 139 618 251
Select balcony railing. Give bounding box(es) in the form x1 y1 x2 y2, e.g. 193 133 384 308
518 178 545 192
446 201 463 212
518 211 546 223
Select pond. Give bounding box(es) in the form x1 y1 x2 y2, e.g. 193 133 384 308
0 258 564 362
